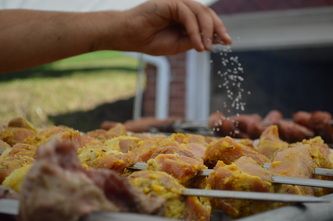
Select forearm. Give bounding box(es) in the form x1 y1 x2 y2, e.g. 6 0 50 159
0 10 119 73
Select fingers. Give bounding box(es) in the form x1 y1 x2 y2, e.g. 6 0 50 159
177 3 205 51
182 0 232 49
209 8 232 45
182 1 214 50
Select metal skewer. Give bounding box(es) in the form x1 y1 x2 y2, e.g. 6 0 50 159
182 189 327 203
131 163 333 189
0 190 328 219
263 163 333 177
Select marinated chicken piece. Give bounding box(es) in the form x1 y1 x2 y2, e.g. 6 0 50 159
147 154 206 184
168 133 208 160
128 170 184 219
88 124 127 140
0 139 10 155
303 137 333 169
271 144 314 178
186 142 207 160
85 169 163 214
0 127 36 146
86 129 110 140
149 144 197 159
0 126 118 183
104 136 141 153
19 136 117 221
185 196 211 221
204 136 269 167
78 144 134 172
233 156 272 181
0 118 38 146
270 144 315 195
0 143 37 182
128 170 210 220
149 137 207 160
38 126 76 139
207 157 274 218
19 134 163 221
7 117 36 131
256 126 288 160
131 136 187 162
170 133 207 145
2 164 32 192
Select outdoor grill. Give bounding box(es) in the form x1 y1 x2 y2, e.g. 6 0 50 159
1 0 333 221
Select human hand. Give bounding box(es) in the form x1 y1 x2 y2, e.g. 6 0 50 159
96 0 232 55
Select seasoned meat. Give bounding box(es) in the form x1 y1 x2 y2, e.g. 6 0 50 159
128 170 208 220
0 143 37 183
0 127 36 146
270 144 315 195
128 171 184 218
86 169 163 214
185 196 211 221
147 154 206 184
207 157 275 218
303 137 333 169
2 164 32 192
19 134 163 221
19 136 117 221
256 126 288 160
78 143 134 173
7 117 36 131
204 136 269 167
277 120 314 143
0 139 11 155
293 111 312 128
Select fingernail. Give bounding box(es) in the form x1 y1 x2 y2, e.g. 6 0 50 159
205 38 212 50
199 43 205 51
225 33 232 44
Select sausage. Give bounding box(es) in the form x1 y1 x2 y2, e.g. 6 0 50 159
293 111 311 128
262 110 283 126
277 120 314 143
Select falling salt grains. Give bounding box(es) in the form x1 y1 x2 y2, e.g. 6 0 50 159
216 46 251 113
211 46 252 135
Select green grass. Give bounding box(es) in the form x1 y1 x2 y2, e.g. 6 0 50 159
0 51 138 128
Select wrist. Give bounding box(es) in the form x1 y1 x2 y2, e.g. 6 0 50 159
81 11 130 52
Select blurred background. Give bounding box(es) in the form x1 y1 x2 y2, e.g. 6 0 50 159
1 0 333 131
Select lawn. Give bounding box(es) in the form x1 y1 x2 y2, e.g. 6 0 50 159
0 51 138 129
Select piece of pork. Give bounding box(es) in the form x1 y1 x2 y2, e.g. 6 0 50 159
204 136 269 168
147 153 206 185
270 144 315 195
19 134 163 221
128 170 211 221
256 126 288 160
207 157 275 218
